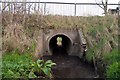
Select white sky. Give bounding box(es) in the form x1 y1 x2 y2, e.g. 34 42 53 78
20 0 120 4
2 0 120 16
37 0 120 16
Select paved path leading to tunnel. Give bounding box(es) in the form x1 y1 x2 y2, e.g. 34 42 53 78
43 54 96 78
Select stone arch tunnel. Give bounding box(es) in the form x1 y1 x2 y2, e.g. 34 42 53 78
35 29 87 58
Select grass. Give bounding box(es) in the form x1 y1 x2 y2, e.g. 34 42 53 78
2 50 56 78
103 49 120 78
106 62 120 79
2 13 119 78
103 49 119 65
2 14 118 51
86 47 94 62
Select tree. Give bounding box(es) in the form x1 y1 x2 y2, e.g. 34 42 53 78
95 0 108 15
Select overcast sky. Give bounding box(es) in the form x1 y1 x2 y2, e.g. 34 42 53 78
4 0 119 4
2 0 120 16
40 0 119 3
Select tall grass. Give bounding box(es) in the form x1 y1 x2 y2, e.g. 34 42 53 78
2 13 118 52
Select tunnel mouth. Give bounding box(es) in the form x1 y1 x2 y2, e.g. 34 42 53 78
49 34 72 56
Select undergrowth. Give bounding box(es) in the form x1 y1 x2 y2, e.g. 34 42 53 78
2 13 118 78
2 50 56 78
103 49 120 78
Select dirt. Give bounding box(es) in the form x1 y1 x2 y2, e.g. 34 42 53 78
43 53 96 78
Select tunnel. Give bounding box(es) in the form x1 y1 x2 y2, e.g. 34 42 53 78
49 34 72 56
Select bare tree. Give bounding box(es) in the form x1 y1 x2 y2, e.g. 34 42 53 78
95 0 108 15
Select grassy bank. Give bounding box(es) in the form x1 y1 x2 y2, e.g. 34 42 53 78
2 13 119 78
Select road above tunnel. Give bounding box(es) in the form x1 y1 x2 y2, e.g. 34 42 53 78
43 54 96 78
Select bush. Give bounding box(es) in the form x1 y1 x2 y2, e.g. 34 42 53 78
2 52 56 78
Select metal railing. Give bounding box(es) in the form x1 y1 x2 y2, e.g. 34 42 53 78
1 1 120 16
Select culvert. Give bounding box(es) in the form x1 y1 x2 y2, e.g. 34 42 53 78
49 34 72 56
35 29 87 58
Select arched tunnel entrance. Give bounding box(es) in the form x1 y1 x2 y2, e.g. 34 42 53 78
44 32 95 78
49 34 72 56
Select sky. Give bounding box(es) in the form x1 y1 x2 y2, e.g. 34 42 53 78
4 0 118 4
1 0 120 16
39 0 119 4
34 0 120 16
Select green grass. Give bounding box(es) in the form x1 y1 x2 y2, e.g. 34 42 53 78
106 61 120 79
86 47 94 62
103 49 119 64
2 50 56 78
103 49 120 78
86 47 120 78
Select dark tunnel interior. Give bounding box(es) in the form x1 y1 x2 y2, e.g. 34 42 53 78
49 34 72 56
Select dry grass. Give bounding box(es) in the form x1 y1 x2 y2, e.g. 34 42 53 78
2 23 31 53
2 13 118 60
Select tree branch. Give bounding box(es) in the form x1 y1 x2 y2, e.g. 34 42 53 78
2 3 10 11
95 0 104 10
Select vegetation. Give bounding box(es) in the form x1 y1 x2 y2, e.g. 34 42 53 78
103 49 120 78
1 9 118 78
106 62 120 79
2 50 56 78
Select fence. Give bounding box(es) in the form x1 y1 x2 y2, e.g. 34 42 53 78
1 1 120 16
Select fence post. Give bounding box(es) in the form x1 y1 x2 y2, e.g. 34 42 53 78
44 3 46 15
74 3 76 16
